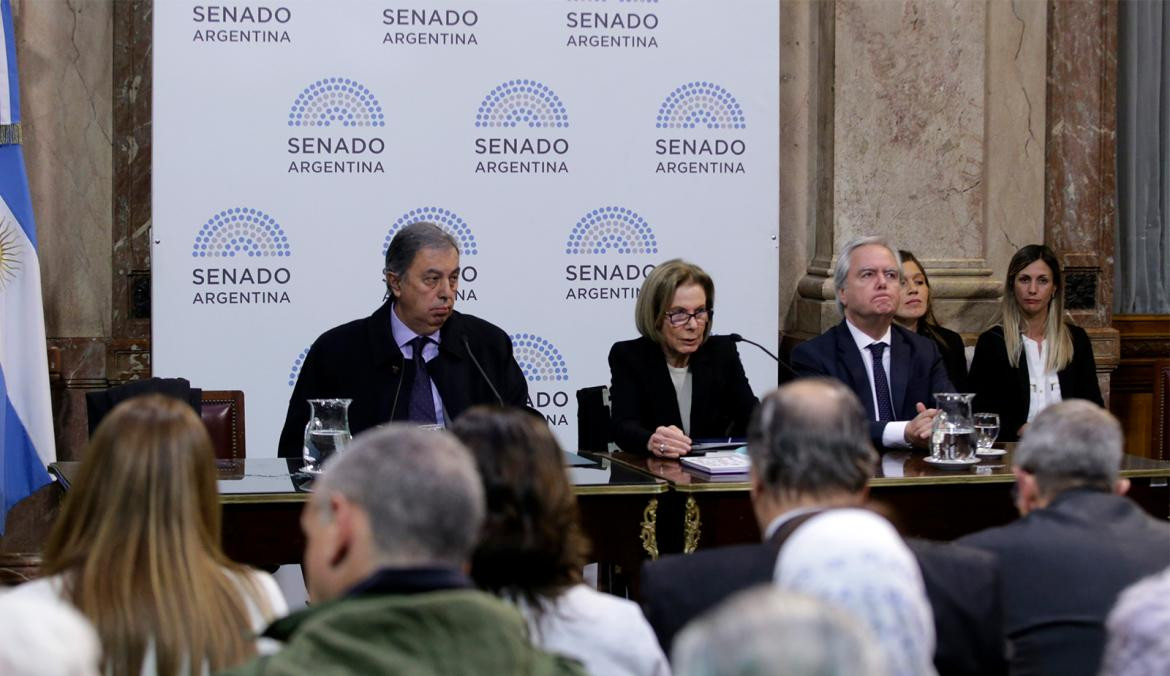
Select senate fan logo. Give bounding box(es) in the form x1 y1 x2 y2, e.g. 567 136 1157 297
191 207 290 258
510 333 570 383
189 207 293 306
654 81 748 175
511 332 571 427
473 79 571 175
288 77 385 128
565 206 657 255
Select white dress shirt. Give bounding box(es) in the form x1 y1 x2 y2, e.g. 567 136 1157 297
514 584 671 676
1022 335 1062 423
844 320 910 448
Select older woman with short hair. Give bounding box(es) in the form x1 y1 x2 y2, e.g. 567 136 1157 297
608 259 758 456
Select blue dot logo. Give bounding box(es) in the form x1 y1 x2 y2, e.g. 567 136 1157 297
656 81 746 130
287 347 310 388
475 79 569 129
288 77 386 128
191 207 291 258
510 333 570 382
565 206 658 255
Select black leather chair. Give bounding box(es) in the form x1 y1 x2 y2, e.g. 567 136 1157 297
576 385 612 453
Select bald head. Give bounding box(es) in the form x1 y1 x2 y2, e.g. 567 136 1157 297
747 378 877 501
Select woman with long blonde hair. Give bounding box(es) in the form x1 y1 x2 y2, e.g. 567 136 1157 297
7 394 286 675
970 244 1103 441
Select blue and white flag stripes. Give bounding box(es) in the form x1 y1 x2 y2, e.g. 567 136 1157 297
0 0 54 535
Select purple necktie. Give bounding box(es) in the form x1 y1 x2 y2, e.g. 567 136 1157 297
407 336 437 424
867 342 895 422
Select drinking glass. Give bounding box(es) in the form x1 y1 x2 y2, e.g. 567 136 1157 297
974 412 1000 451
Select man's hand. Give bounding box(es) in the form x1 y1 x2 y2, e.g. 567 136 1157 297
904 402 940 449
648 425 693 458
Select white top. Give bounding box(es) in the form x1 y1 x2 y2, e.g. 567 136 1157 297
845 320 910 448
666 364 693 435
1022 335 1062 422
515 584 671 676
2 568 288 673
775 509 937 676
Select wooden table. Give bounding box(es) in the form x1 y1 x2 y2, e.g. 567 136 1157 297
48 455 668 579
590 448 1170 555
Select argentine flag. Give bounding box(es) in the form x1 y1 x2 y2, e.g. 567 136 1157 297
0 0 54 534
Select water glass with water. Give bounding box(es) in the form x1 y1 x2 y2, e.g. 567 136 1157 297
974 412 1000 450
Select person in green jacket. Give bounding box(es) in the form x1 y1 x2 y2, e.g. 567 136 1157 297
221 424 584 676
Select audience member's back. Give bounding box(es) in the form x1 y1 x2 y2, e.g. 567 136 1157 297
223 424 583 676
3 394 286 676
957 401 1170 676
452 406 670 676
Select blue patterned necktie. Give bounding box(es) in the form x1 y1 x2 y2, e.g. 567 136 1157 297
867 342 895 422
407 336 437 424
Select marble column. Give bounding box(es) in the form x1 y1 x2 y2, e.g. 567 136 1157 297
1045 0 1120 400
785 0 1048 345
14 0 114 459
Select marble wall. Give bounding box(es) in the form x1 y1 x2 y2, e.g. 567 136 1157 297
14 0 113 339
787 0 1048 340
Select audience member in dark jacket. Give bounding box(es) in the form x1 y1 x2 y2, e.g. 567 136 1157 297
959 401 1170 676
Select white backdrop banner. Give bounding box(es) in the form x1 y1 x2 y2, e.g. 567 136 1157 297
153 1 780 456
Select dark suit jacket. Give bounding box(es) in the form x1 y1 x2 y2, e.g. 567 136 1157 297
920 324 969 393
608 335 758 454
640 514 1006 675
907 539 1008 675
969 324 1103 441
790 321 954 449
958 489 1170 676
278 301 528 458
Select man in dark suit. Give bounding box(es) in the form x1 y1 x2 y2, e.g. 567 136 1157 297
790 235 952 451
958 401 1170 676
641 378 1007 674
278 222 528 458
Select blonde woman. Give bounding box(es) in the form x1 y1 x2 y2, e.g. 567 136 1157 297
7 394 287 675
970 245 1103 441
608 259 758 457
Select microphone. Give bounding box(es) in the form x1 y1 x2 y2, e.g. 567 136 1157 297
730 333 801 381
463 335 504 405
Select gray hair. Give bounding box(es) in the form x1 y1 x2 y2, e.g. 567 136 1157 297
1014 400 1122 496
672 585 886 676
833 235 903 314
384 221 460 289
315 424 485 568
1101 567 1170 676
747 378 877 500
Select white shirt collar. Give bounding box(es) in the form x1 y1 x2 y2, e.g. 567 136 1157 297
844 318 892 352
389 303 442 349
763 506 825 540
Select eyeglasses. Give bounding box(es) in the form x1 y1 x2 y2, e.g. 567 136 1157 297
665 308 712 327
